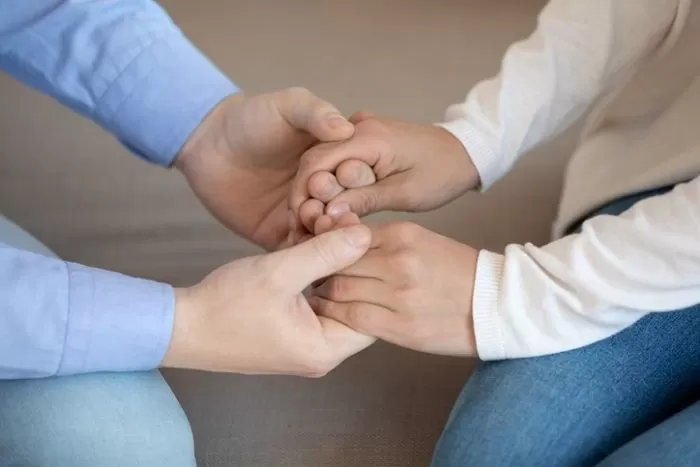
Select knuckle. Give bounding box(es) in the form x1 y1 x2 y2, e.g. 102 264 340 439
373 136 393 155
391 251 421 284
359 118 389 136
285 86 311 99
326 277 349 300
300 148 319 168
300 148 328 175
356 189 379 214
392 221 422 244
394 287 417 306
367 138 393 170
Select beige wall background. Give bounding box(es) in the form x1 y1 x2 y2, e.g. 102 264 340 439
0 1 575 466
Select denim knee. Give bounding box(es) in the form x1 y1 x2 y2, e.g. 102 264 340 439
431 365 554 467
0 371 195 467
432 311 700 467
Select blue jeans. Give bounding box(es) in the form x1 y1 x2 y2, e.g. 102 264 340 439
432 187 700 467
0 216 195 467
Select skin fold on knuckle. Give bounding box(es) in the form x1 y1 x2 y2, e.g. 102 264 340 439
391 221 422 245
326 276 351 301
353 188 378 215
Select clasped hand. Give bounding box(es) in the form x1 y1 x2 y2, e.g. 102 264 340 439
163 94 482 379
292 112 482 358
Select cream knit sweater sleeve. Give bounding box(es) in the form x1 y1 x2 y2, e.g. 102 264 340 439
437 0 698 360
475 179 700 360
439 0 685 189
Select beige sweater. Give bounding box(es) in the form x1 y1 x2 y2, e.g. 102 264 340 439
439 0 700 360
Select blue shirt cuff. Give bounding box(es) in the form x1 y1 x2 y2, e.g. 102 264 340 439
95 30 239 166
57 262 175 375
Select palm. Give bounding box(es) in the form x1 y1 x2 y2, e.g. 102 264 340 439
222 96 316 248
180 90 353 251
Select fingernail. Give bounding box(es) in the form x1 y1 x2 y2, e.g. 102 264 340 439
345 225 371 248
328 203 350 217
327 114 350 130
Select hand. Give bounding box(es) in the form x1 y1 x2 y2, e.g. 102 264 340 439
161 224 376 376
289 112 479 237
175 88 354 251
310 219 479 357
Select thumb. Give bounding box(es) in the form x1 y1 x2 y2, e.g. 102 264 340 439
275 87 354 142
266 224 371 291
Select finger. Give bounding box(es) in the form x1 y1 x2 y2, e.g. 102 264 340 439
266 224 371 291
314 212 361 236
299 198 325 234
310 297 394 338
290 139 384 220
275 87 354 142
363 221 424 250
333 212 361 227
319 222 419 278
317 246 387 280
336 159 376 189
325 177 409 218
349 111 378 124
308 171 345 203
314 215 335 237
314 275 394 309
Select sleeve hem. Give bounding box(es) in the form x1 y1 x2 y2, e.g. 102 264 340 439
472 250 506 360
436 120 502 191
95 31 239 166
58 263 175 375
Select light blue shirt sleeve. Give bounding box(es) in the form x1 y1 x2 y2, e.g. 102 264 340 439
0 1 240 378
0 0 239 165
0 243 174 378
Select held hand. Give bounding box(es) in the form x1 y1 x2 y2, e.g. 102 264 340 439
175 88 354 251
161 224 376 376
310 219 479 357
290 113 480 237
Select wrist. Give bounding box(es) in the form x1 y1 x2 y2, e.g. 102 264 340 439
161 287 200 369
432 125 481 192
174 92 246 176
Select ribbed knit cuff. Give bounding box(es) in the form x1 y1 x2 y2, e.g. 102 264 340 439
472 250 506 360
436 119 502 191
